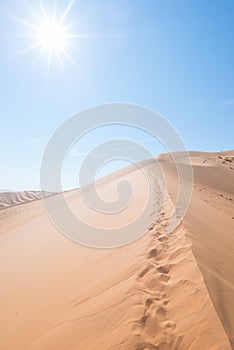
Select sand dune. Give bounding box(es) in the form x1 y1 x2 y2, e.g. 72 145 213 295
0 151 233 349
0 190 55 209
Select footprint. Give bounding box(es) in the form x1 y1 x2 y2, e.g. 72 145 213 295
163 320 176 329
140 315 148 326
152 231 161 237
135 342 157 350
150 291 165 300
155 297 161 301
173 335 184 350
158 236 168 242
157 265 171 275
147 248 158 258
145 298 154 308
160 274 171 283
156 307 167 321
138 264 153 278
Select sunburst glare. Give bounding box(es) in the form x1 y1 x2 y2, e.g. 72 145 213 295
6 0 89 74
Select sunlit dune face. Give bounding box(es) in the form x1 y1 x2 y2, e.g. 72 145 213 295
37 21 66 52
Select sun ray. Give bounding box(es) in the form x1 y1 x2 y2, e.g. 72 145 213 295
56 51 64 72
1 33 37 38
65 34 96 38
60 47 92 88
23 0 44 26
44 50 52 93
17 42 41 57
4 12 38 32
64 19 80 31
39 0 48 22
65 33 114 39
59 0 75 24
53 0 57 21
60 47 78 70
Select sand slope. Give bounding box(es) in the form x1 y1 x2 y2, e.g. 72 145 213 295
0 151 233 349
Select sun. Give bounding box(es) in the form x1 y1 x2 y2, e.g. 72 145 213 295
6 0 90 74
37 21 66 52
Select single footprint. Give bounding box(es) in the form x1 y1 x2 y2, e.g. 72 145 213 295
157 265 170 275
147 248 158 258
152 230 161 236
160 274 171 283
150 291 166 300
138 264 153 278
156 306 167 321
145 298 154 308
163 320 176 330
139 315 148 327
173 335 184 350
158 236 168 242
155 297 161 301
135 342 157 350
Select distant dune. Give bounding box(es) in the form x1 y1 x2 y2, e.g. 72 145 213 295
0 190 56 209
0 151 233 350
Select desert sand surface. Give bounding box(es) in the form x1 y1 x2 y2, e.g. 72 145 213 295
0 151 233 350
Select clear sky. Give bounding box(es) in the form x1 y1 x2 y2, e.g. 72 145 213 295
0 0 233 190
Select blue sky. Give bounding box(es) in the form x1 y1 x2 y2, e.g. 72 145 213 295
0 0 233 190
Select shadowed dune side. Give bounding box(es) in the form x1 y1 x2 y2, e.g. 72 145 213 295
0 151 233 349
160 150 234 349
